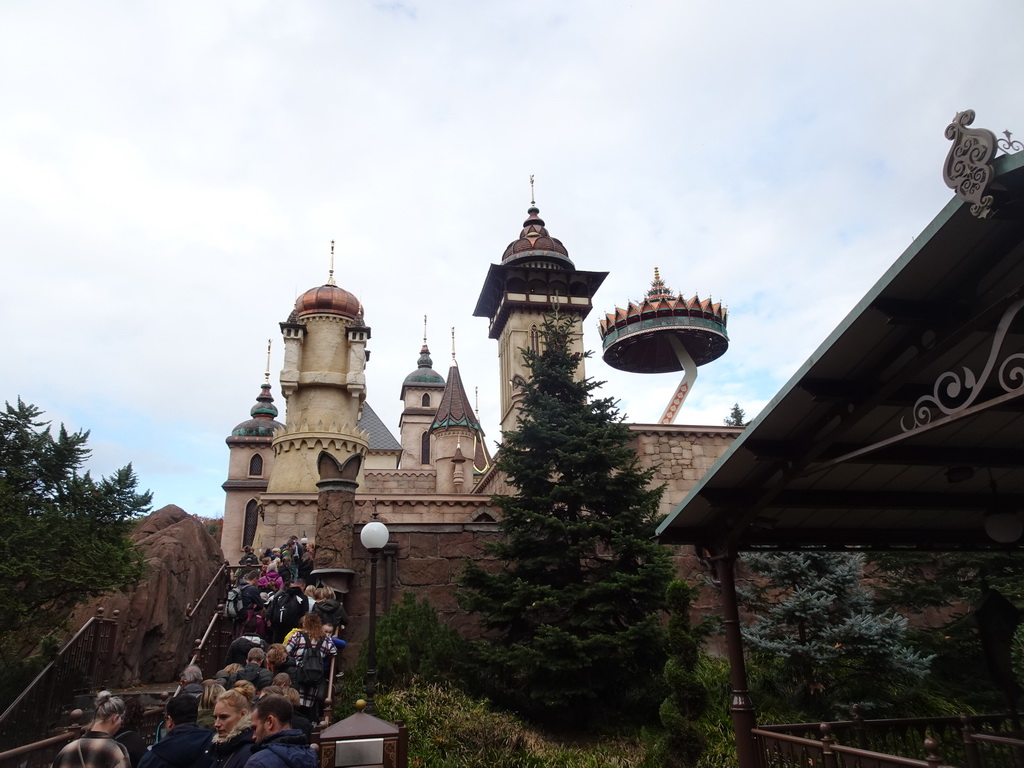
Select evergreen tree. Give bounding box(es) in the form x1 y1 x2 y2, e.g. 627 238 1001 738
0 399 149 668
741 551 928 719
458 314 674 726
724 403 747 426
868 551 1024 709
657 580 709 768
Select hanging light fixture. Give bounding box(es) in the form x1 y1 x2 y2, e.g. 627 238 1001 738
983 472 1022 544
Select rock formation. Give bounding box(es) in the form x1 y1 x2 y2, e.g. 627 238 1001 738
76 505 225 687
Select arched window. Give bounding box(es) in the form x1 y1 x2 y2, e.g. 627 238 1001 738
248 453 263 477
530 325 540 354
421 393 431 407
421 431 430 465
242 499 259 548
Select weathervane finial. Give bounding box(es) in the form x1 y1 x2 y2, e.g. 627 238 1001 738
529 174 535 206
264 339 272 384
451 327 457 364
423 314 428 345
327 240 337 286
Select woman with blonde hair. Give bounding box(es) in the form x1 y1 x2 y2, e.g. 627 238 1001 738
285 612 337 719
197 681 226 728
231 679 256 703
205 689 254 768
52 691 130 768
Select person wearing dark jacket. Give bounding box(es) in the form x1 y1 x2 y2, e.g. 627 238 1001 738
206 690 255 768
235 648 273 691
139 695 213 768
267 579 308 645
227 620 268 666
311 587 348 631
244 695 314 768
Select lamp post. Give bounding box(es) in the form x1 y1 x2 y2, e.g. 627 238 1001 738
359 517 389 715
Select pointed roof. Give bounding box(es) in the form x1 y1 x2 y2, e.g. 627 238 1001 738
401 343 446 391
430 363 482 433
358 402 402 451
501 203 573 267
228 383 285 443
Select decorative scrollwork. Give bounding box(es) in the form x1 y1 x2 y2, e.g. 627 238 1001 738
998 130 1024 155
943 110 997 218
901 298 1024 431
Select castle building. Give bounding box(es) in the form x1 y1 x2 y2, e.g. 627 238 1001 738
221 202 740 641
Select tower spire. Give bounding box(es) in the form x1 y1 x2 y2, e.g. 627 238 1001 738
327 240 337 286
423 314 428 345
451 327 457 365
264 339 272 384
529 174 535 206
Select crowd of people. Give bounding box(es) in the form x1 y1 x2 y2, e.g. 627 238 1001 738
51 537 346 768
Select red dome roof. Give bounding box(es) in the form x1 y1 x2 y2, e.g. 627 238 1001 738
294 284 362 319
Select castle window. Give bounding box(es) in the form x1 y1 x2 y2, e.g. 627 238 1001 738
530 325 540 354
242 499 258 548
421 393 431 407
421 431 430 465
248 453 264 477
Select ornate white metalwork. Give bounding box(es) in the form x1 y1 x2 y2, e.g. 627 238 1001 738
901 298 1024 431
943 110 997 218
998 130 1024 155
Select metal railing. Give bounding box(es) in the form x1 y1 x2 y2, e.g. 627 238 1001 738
0 608 119 751
0 704 165 768
757 713 1024 768
754 724 954 768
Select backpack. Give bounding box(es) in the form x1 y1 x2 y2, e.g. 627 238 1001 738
295 633 324 686
270 590 302 627
225 587 244 619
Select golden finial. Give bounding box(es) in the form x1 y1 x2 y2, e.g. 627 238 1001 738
451 327 457 364
654 266 661 282
327 240 337 286
423 314 428 345
529 174 535 206
264 339 272 384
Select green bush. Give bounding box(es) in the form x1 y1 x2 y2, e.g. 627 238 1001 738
362 679 659 768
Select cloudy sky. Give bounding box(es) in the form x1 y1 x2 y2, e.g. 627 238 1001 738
2 1 1021 518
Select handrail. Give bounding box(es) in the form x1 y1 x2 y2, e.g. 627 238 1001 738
187 561 232 623
753 726 953 768
0 609 119 751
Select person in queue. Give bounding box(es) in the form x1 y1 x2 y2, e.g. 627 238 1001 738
243 694 314 768
52 691 131 768
139 694 213 768
206 689 255 768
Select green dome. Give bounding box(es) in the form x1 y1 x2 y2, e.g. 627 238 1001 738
403 344 446 389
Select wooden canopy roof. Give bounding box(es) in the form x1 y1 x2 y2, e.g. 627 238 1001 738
657 150 1024 552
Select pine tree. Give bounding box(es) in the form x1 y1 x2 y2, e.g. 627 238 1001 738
458 314 674 726
741 551 928 719
724 403 747 426
657 580 709 768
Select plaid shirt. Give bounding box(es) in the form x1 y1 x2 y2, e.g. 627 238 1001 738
52 731 130 768
284 632 337 707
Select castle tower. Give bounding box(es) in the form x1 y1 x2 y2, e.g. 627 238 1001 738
473 200 607 434
221 377 284 561
398 324 446 468
430 352 489 493
268 276 371 495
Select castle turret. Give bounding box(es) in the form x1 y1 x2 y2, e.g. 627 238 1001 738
398 326 446 468
221 378 284 561
473 200 607 434
268 276 370 495
430 353 488 493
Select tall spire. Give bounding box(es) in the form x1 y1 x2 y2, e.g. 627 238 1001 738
431 359 481 432
451 327 457 365
264 338 272 384
327 240 337 286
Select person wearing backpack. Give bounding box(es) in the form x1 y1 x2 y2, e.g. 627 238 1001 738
284 613 336 721
267 577 308 644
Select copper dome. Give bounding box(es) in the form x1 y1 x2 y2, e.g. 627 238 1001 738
501 205 572 266
294 284 362 319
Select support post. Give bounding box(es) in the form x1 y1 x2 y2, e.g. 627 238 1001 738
714 546 759 768
365 549 380 716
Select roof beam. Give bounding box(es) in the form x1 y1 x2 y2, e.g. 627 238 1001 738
703 488 1024 510
743 440 1024 468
